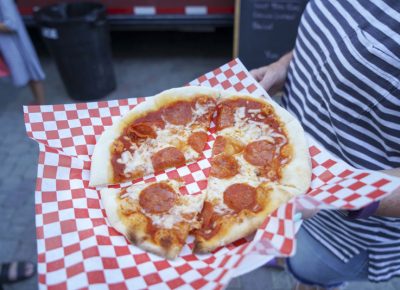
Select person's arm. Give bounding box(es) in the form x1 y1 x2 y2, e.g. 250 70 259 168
250 51 293 96
374 168 400 217
0 23 14 33
300 168 400 220
0 0 18 33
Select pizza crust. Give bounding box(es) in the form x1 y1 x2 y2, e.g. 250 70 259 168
101 187 183 259
194 184 296 253
90 98 158 187
279 121 311 194
215 93 312 195
219 89 259 100
90 123 123 187
123 86 221 125
194 93 311 253
90 86 221 187
100 188 129 236
266 100 311 194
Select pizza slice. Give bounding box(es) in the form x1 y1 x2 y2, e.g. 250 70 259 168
90 86 219 186
193 93 311 253
101 180 205 259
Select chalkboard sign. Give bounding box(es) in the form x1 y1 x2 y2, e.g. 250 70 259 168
234 0 308 70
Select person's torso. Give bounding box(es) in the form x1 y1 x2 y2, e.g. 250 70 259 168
283 0 400 170
282 0 400 282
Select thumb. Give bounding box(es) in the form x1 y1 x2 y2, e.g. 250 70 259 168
259 72 277 92
250 68 263 82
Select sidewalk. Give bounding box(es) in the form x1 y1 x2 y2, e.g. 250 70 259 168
0 30 399 290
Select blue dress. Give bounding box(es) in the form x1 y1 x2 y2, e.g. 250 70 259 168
0 0 45 87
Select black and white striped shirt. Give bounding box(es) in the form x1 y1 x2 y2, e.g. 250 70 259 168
282 0 400 283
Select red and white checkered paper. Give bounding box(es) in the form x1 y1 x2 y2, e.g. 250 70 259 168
24 59 400 289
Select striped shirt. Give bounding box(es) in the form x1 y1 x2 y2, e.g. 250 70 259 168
282 0 400 283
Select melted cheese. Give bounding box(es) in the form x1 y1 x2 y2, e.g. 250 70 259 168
219 107 287 147
207 105 288 215
115 98 215 177
149 194 204 229
219 107 272 144
117 122 207 177
120 180 205 229
206 155 261 215
192 101 215 121
115 99 214 177
120 182 149 199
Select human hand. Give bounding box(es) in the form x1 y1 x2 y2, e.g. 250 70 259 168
0 23 14 33
295 207 320 220
250 51 293 96
374 168 400 217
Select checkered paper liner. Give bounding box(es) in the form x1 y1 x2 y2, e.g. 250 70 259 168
24 59 400 289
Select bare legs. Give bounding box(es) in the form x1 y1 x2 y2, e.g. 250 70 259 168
28 80 45 105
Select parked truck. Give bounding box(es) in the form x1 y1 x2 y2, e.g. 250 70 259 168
18 0 235 29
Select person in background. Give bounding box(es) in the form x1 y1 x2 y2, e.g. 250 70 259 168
0 0 45 104
251 0 400 289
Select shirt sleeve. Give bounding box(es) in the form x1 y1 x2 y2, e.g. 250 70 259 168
0 0 19 31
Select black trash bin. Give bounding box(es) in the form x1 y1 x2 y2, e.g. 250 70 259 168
35 2 116 100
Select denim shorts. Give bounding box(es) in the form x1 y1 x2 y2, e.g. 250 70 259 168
286 228 369 289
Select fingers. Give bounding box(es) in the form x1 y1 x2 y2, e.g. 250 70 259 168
259 71 277 92
250 68 262 81
250 65 272 81
299 208 320 219
250 65 278 93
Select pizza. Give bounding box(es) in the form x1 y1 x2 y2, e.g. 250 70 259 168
90 86 218 186
101 180 205 259
92 86 311 259
193 94 310 253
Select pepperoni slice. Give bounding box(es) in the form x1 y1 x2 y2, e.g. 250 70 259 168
163 101 193 125
126 123 157 139
111 138 129 154
194 97 217 125
212 136 243 156
188 131 208 153
200 201 214 229
151 147 186 172
223 183 258 212
134 111 165 129
111 154 126 182
197 201 221 239
260 158 280 181
244 140 275 167
139 183 177 213
210 154 239 179
245 99 263 110
212 136 226 156
215 104 234 130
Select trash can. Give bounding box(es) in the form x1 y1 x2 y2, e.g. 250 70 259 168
35 2 116 100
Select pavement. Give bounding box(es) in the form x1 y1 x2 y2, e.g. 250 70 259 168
0 29 399 290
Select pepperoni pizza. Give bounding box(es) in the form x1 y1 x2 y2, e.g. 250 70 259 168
193 94 310 253
91 86 311 259
101 180 204 259
90 86 218 186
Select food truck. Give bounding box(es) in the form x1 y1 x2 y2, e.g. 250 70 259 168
18 0 235 28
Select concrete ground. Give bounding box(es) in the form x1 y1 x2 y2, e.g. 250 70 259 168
0 29 399 290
